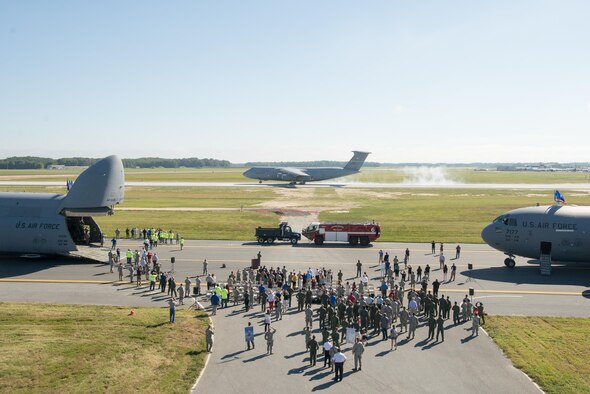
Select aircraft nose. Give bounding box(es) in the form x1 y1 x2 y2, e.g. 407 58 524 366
481 223 494 245
243 169 253 178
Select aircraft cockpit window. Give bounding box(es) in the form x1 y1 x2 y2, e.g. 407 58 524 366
494 216 509 225
508 218 517 226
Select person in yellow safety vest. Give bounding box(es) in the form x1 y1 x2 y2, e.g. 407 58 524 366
214 284 222 297
149 272 157 291
126 249 133 265
151 233 158 248
221 287 229 308
168 232 174 244
162 231 168 244
180 238 185 250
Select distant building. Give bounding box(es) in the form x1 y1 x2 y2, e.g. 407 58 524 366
47 165 66 170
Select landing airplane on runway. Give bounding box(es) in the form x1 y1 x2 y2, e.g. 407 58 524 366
481 204 590 267
243 151 370 184
0 155 124 257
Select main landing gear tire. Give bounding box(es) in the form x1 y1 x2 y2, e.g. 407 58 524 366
504 258 516 268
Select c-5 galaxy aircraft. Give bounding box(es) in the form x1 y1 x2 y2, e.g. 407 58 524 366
481 204 590 268
0 155 124 258
243 151 370 184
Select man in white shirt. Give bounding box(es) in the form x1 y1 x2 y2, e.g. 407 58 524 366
323 339 333 368
332 348 347 382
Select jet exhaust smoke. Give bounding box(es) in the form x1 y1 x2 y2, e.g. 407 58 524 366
401 166 459 185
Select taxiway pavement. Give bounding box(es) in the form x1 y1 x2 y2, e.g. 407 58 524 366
2 240 587 394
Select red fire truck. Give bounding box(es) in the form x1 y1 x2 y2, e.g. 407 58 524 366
302 222 381 246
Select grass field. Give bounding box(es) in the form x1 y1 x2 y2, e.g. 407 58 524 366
2 166 590 184
2 185 590 242
0 302 209 393
485 316 590 394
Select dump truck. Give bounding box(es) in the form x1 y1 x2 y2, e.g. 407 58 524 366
255 222 301 244
302 222 381 245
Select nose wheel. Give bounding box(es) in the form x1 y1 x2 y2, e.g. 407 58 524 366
504 258 516 268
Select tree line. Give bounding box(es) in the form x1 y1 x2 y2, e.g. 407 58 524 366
0 156 231 169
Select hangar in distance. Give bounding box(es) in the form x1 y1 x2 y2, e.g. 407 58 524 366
0 155 124 258
243 151 370 184
481 204 590 271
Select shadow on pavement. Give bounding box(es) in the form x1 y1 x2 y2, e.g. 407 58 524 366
309 370 332 381
464 264 590 286
0 254 98 278
221 349 247 360
421 340 441 350
311 370 353 391
288 365 309 375
242 353 269 363
284 350 307 359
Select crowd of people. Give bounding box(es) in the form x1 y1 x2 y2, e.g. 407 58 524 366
104 234 484 383
204 243 485 383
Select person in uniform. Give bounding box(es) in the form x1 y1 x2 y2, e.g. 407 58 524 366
205 325 214 352
399 306 409 333
296 289 305 312
308 335 319 366
471 314 480 336
436 315 445 342
452 301 460 325
184 277 191 298
318 304 327 329
351 337 364 371
265 326 276 354
244 290 250 312
305 306 313 329
356 260 362 277
427 314 436 340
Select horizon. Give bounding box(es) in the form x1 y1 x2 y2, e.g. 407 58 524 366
1 1 589 162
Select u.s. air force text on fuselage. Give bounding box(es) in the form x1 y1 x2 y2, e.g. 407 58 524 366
481 205 590 265
0 155 125 256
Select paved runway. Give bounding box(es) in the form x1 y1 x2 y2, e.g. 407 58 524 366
1 240 587 394
2 240 588 317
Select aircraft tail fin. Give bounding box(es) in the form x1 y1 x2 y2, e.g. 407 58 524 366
344 151 370 171
59 155 125 215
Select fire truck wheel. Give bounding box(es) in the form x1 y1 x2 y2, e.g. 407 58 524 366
314 236 324 245
349 236 359 246
360 236 370 246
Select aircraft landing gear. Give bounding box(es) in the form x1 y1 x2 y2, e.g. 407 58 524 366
504 258 516 268
259 180 262 184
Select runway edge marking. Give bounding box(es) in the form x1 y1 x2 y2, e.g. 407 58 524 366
190 299 212 393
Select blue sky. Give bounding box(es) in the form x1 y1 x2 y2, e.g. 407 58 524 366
1 1 589 163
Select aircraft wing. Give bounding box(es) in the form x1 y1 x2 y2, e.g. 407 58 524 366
277 167 310 179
